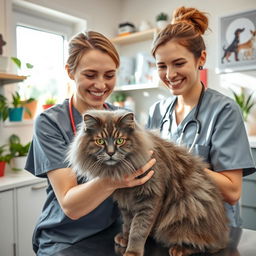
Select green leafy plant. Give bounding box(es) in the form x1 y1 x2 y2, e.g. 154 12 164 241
111 92 127 103
45 97 57 105
9 134 31 157
10 91 35 117
11 57 33 70
0 94 9 121
232 90 254 122
156 12 168 21
0 144 12 163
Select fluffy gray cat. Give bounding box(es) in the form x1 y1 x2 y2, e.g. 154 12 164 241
67 109 229 256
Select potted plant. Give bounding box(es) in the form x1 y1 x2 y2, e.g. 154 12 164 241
42 97 57 110
0 94 9 122
0 144 12 177
111 92 127 107
232 90 255 135
9 134 31 171
232 90 254 122
10 57 38 119
156 12 168 29
8 91 34 121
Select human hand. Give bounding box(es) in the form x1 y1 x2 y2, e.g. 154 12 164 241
108 155 156 190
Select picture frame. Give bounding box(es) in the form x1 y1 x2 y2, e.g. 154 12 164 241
217 9 256 73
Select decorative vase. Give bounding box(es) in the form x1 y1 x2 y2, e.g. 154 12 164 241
8 107 24 121
23 100 38 120
0 161 6 177
42 104 54 110
156 20 168 30
11 156 27 171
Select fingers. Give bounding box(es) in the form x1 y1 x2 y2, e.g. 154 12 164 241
124 158 156 188
133 158 156 179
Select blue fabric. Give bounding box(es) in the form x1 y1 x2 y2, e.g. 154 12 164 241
25 99 120 255
147 88 256 227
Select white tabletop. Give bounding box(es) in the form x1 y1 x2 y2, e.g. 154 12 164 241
0 169 46 192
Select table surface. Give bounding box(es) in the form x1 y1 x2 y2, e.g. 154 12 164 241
56 221 256 256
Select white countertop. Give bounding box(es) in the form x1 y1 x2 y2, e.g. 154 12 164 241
249 136 256 148
0 169 46 192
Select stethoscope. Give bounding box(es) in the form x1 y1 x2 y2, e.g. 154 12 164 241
68 95 109 135
160 82 205 152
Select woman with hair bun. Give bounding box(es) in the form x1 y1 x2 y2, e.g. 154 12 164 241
25 31 155 256
148 6 255 228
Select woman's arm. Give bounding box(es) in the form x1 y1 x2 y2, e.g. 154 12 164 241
204 168 242 205
48 158 156 220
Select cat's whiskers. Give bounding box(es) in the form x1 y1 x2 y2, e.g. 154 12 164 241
121 158 136 174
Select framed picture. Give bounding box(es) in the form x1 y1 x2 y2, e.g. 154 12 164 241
217 9 256 73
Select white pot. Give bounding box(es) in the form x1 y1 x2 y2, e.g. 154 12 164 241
11 156 27 171
156 20 168 30
0 55 9 72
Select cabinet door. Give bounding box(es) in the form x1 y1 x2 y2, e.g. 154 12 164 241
16 181 47 256
0 190 15 256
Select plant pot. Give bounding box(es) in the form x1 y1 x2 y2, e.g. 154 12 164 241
8 107 24 121
156 20 168 29
23 100 38 120
42 104 55 110
0 161 6 177
0 56 9 72
11 156 27 171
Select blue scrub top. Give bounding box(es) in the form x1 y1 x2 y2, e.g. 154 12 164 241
147 88 256 227
25 99 120 256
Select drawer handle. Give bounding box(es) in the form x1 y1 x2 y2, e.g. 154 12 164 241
31 184 47 190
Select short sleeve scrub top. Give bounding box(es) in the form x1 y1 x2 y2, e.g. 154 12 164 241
25 99 120 256
147 88 256 228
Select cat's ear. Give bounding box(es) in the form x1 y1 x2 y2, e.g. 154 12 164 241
83 114 101 132
117 112 135 131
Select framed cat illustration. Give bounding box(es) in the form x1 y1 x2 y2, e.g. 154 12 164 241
217 9 256 73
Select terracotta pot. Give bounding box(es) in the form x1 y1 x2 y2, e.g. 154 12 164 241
42 104 55 110
0 161 6 177
23 100 38 120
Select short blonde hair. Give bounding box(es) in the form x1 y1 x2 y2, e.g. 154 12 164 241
66 31 120 74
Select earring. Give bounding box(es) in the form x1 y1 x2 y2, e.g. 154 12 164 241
198 66 203 70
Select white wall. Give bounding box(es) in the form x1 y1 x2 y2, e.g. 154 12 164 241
120 0 256 93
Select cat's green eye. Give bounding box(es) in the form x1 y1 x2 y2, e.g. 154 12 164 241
116 138 125 145
95 138 105 145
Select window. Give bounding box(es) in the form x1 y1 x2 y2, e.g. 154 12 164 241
12 4 86 107
16 25 67 103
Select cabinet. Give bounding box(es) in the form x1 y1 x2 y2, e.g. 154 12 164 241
16 181 47 256
241 148 256 230
0 190 15 256
0 173 47 256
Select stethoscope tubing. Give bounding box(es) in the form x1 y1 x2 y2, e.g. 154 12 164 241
160 83 205 152
68 95 109 136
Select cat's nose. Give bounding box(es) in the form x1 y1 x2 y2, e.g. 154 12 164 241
108 151 115 157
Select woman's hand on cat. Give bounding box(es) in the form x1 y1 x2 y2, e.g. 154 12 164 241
108 158 156 190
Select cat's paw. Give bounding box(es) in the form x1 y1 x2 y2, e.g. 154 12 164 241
114 244 126 255
169 246 200 256
114 232 128 247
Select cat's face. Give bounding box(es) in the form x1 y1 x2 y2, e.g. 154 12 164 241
69 110 150 180
83 111 135 166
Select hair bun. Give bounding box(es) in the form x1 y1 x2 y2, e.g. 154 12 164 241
171 6 208 35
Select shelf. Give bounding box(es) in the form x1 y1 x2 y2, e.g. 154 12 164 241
0 73 27 85
111 28 158 45
115 83 159 91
